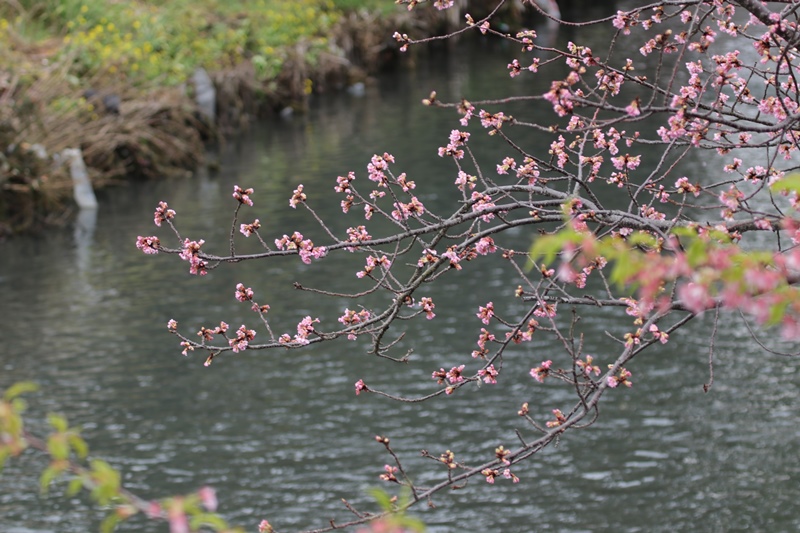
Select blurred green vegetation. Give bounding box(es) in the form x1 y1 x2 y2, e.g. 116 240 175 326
1 0 393 86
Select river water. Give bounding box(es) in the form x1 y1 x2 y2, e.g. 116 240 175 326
2 10 800 533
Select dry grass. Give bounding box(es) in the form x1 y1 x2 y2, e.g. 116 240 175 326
0 55 206 234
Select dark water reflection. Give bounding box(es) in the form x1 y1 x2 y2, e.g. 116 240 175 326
2 17 800 533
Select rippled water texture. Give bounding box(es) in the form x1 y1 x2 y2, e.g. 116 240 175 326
2 11 800 533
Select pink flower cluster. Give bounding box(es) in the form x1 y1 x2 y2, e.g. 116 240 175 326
397 173 415 192
232 185 254 206
335 171 355 194
356 255 391 279
197 321 228 343
612 10 637 35
136 235 160 255
675 177 701 197
576 355 600 377
289 184 306 208
546 409 567 428
345 225 371 251
470 192 496 222
391 196 425 221
179 238 207 275
367 152 394 184
649 324 669 344
234 283 254 302
432 364 465 387
291 316 319 345
441 246 462 270
478 364 498 384
455 170 476 191
420 297 436 319
240 219 261 237
229 325 256 353
481 467 519 484
549 136 569 168
505 319 539 345
354 379 368 395
379 464 399 482
338 308 372 340
392 31 410 52
438 129 470 159
607 367 632 388
472 328 495 359
543 80 576 117
479 110 506 131
530 360 553 383
274 231 326 264
475 237 497 255
153 201 175 227
477 302 494 324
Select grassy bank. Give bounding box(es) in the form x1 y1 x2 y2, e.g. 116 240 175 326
0 0 536 235
0 0 410 235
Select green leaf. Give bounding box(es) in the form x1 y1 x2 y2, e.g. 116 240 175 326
100 512 121 533
89 459 122 505
10 398 28 416
4 407 24 435
767 298 790 326
4 382 38 402
189 512 229 530
527 229 582 270
627 231 658 248
609 257 638 287
396 515 427 532
40 463 65 494
367 487 394 511
68 434 89 459
47 434 69 461
770 172 800 194
66 476 85 497
48 413 69 433
0 447 9 472
671 226 696 239
685 238 709 267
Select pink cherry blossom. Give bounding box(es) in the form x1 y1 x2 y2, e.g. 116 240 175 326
354 379 367 395
478 364 498 384
153 201 175 227
232 185 254 206
136 235 160 255
530 360 552 383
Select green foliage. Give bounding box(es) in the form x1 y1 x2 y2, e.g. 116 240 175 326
189 513 230 530
3 381 39 401
66 475 85 497
100 512 121 533
89 459 121 505
0 0 396 86
330 0 397 15
0 381 245 532
527 227 582 268
367 487 427 532
527 200 800 334
0 381 36 471
40 461 67 494
48 412 68 432
770 172 800 195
